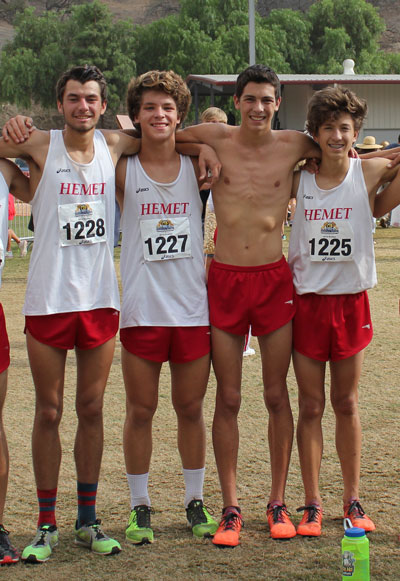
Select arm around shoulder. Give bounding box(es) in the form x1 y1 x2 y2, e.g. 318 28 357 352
373 169 400 217
0 158 32 203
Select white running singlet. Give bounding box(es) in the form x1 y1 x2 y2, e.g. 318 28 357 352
288 158 377 295
23 130 120 315
120 155 209 327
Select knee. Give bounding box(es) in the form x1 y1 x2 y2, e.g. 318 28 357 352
126 400 156 426
298 398 325 421
36 404 62 428
331 394 358 417
216 388 241 416
174 398 203 423
76 397 103 423
263 382 290 414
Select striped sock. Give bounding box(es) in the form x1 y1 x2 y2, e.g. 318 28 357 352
37 487 57 527
77 481 98 528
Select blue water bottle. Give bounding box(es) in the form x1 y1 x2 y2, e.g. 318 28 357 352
342 519 370 580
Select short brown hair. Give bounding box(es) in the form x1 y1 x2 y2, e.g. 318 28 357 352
235 64 280 100
306 86 367 136
126 70 191 126
56 65 107 104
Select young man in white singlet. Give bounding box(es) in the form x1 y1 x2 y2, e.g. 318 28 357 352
0 160 30 565
116 70 218 544
0 65 143 563
288 86 400 537
176 64 323 546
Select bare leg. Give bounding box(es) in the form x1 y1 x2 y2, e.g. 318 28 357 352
293 350 326 505
0 370 8 523
74 337 115 483
122 348 161 475
211 326 245 508
27 331 66 490
330 352 364 503
258 322 293 504
170 354 210 469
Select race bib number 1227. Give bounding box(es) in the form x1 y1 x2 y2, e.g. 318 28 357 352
140 217 192 261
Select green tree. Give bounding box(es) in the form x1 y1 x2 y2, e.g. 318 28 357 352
65 2 137 111
306 0 385 73
265 9 311 73
0 1 137 111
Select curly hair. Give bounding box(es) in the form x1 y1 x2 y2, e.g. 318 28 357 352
306 86 367 136
126 70 191 127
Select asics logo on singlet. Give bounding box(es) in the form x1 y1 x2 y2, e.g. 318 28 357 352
362 324 371 329
57 168 71 173
136 187 149 193
303 194 313 199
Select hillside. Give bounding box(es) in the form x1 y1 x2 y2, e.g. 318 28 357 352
0 0 398 51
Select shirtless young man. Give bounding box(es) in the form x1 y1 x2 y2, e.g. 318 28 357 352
176 64 322 546
116 70 218 545
0 65 141 562
0 160 30 565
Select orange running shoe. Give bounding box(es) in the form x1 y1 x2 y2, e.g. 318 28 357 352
344 500 376 532
267 503 296 539
212 507 243 548
296 504 323 537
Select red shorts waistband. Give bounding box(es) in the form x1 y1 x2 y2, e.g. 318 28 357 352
211 255 286 273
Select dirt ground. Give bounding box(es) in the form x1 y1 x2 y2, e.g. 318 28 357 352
1 227 399 580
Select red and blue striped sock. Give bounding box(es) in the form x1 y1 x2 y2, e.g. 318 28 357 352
37 487 57 527
77 481 98 528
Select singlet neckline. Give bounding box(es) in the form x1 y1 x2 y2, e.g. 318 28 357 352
136 154 183 186
59 129 97 167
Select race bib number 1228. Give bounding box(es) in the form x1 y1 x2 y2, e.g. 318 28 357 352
59 201 107 246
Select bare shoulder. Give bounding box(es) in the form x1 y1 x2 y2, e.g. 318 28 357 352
100 129 140 156
361 156 396 184
0 129 49 160
275 129 319 156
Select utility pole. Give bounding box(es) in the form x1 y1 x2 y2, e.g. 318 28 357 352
249 0 255 65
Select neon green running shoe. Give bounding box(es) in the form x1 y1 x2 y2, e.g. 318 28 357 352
21 524 58 563
125 505 154 545
186 499 218 538
74 519 121 555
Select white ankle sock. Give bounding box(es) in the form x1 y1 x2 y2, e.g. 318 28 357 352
183 467 205 508
126 473 151 509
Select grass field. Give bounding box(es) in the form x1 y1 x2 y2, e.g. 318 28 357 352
1 226 399 580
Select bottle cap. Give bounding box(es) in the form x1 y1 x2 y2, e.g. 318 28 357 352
344 527 366 538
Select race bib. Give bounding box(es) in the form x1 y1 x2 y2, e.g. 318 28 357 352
308 220 354 262
140 217 192 261
59 201 107 246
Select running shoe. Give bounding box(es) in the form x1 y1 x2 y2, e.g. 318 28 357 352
212 507 243 548
125 505 154 545
296 504 323 537
186 499 218 538
344 500 376 532
74 519 121 555
267 503 296 539
0 525 19 565
21 524 58 563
